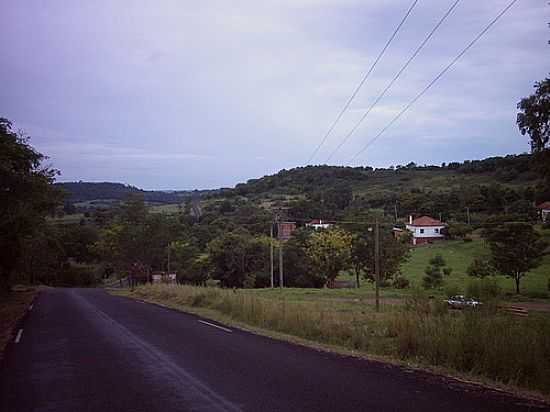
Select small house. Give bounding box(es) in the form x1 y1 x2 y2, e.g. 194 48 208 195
405 215 446 245
536 201 550 222
306 219 333 230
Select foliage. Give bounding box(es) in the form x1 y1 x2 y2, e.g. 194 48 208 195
423 255 451 289
467 257 495 278
306 228 352 286
517 77 550 153
0 118 63 292
465 278 501 300
447 223 473 239
483 223 547 294
207 229 267 288
392 276 410 289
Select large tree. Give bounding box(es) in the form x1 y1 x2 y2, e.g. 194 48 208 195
517 77 550 153
517 77 550 186
207 230 266 288
483 223 547 294
0 118 62 293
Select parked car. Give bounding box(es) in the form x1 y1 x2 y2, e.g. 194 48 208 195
445 295 482 309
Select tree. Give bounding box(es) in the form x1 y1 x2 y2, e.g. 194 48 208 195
423 255 452 289
517 77 550 153
207 230 265 288
483 223 547 294
0 118 62 293
306 228 352 287
447 223 473 240
467 257 495 278
350 230 409 288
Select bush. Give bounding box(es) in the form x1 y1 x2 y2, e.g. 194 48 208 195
392 276 410 289
467 258 495 278
423 266 443 289
466 278 501 300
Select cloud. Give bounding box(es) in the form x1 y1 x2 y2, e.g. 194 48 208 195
1 0 548 188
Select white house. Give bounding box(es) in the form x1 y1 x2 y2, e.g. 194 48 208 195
405 215 446 245
537 201 550 222
306 219 333 230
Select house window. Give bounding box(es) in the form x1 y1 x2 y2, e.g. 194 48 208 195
434 228 439 234
420 229 424 234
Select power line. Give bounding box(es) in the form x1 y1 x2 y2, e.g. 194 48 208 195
326 0 461 163
306 0 419 164
350 0 519 163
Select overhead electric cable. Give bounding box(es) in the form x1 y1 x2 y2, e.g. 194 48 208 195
306 0 419 164
350 0 519 163
326 0 461 162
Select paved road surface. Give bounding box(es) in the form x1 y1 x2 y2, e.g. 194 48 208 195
1 288 548 412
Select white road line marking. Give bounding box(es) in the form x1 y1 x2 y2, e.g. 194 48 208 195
198 320 232 333
14 329 23 343
29 304 33 311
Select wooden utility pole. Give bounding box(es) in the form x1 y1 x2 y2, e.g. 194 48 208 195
279 244 284 288
374 220 380 312
270 224 274 288
167 243 171 273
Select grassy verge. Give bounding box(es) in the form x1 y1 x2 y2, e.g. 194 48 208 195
0 286 37 361
115 283 550 398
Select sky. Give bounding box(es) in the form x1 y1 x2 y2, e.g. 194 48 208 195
1 0 549 190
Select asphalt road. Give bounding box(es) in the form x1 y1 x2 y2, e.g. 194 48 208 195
1 288 548 412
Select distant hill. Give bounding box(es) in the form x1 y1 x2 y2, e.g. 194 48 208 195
56 182 214 204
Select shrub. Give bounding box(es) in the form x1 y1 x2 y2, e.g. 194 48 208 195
467 258 495 278
466 278 501 300
429 255 446 268
392 276 410 289
423 266 443 289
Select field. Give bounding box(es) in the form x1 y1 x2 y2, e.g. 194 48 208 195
400 238 550 299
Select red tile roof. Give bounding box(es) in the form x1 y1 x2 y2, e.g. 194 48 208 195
536 201 550 210
410 216 445 226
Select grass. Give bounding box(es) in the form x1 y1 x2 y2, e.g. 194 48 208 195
149 203 183 214
0 286 37 361
400 238 550 299
118 283 550 397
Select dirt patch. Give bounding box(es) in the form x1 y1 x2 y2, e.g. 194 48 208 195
506 302 550 313
0 286 37 361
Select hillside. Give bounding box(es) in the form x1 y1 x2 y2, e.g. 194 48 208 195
201 153 546 223
57 153 548 222
56 182 214 204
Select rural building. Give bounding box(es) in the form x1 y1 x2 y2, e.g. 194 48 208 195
276 221 297 240
306 219 333 230
536 201 550 222
405 215 446 245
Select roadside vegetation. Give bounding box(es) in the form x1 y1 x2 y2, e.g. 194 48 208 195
123 283 550 395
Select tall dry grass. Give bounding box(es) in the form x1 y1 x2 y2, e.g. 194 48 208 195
130 283 550 394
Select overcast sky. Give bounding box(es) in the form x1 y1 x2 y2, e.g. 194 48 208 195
2 1 548 190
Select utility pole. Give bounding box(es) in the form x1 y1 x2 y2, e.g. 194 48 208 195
167 243 171 273
270 223 274 288
394 201 398 222
279 243 284 288
374 220 380 312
